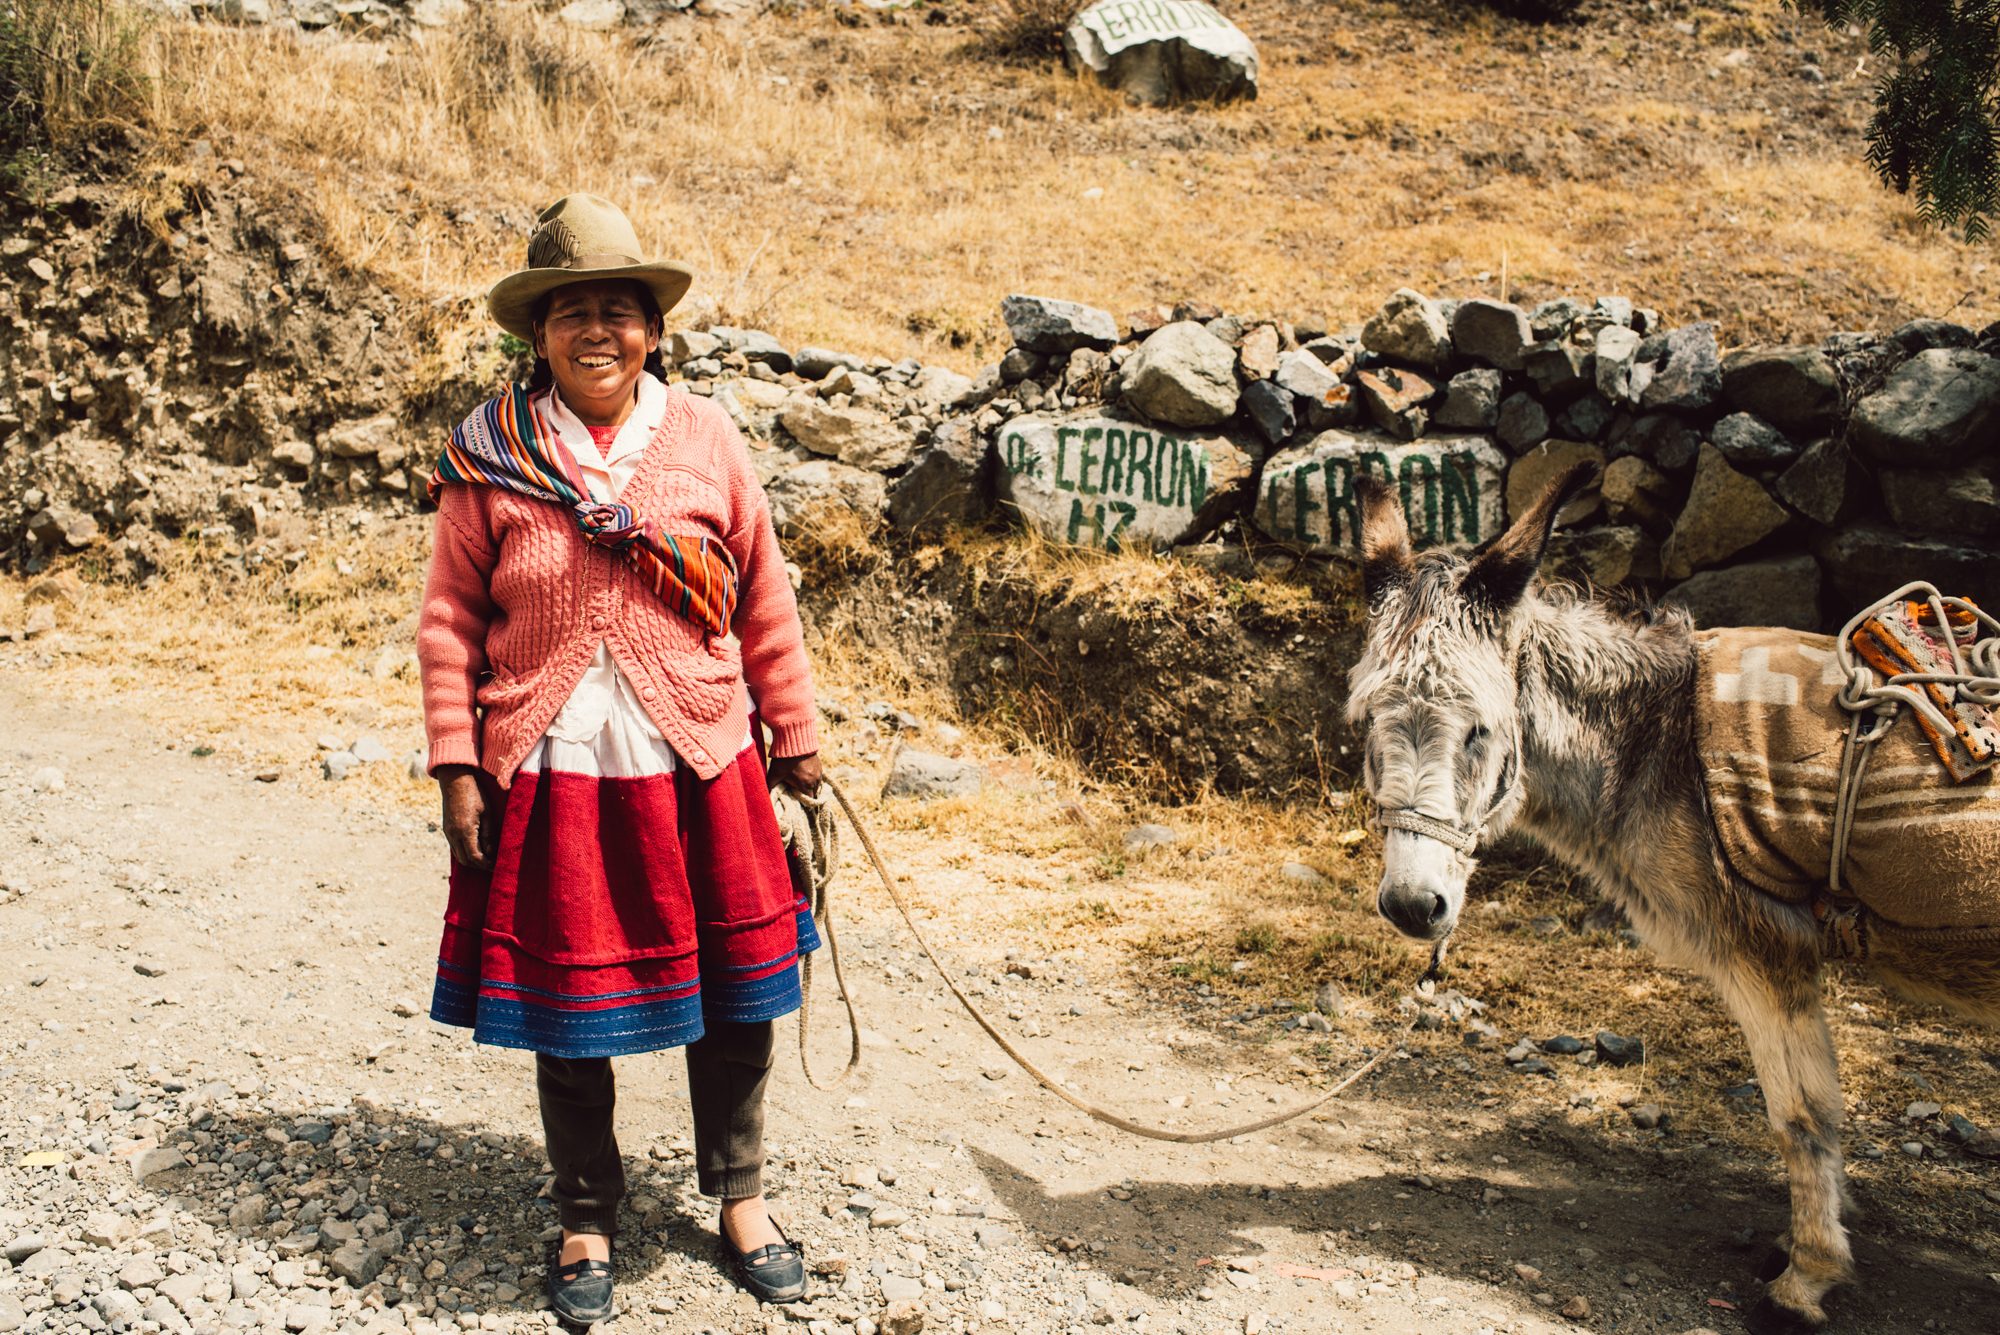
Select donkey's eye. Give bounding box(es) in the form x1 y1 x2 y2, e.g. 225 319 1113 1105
1466 724 1489 748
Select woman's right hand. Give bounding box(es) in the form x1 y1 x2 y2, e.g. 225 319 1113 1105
437 765 496 870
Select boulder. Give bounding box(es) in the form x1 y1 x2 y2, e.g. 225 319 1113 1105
995 411 1252 551
999 348 1045 384
1601 456 1683 536
1813 522 2000 617
726 329 793 374
1594 325 1643 404
1238 379 1295 448
1665 555 1822 632
763 460 887 540
793 346 864 380
777 397 919 471
1495 392 1549 453
882 750 983 801
1253 431 1507 553
1545 525 1660 588
1063 0 1259 107
1506 440 1605 528
1522 340 1593 404
1000 294 1119 356
1710 412 1799 467
1434 368 1502 431
1639 322 1723 413
1360 288 1451 372
1117 321 1240 427
888 418 990 535
1849 348 2000 467
1879 461 2000 537
1450 299 1535 371
1720 346 1841 431
1356 366 1436 440
1661 445 1792 580
1775 437 1866 527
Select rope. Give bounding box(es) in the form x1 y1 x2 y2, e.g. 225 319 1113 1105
771 780 862 1091
819 778 1406 1144
1828 581 2000 896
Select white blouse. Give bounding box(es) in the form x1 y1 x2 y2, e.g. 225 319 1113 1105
521 376 750 779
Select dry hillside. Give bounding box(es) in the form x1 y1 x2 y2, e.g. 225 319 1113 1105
81 0 1994 373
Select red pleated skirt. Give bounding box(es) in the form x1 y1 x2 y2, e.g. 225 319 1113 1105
429 735 819 1059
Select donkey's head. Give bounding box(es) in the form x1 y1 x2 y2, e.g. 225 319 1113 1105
1343 464 1597 943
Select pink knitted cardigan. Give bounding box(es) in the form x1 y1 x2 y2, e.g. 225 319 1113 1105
418 390 818 788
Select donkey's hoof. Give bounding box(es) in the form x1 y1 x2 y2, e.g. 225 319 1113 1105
1745 1295 1824 1335
1755 1245 1791 1283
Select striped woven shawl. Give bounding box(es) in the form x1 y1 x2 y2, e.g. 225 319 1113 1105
428 386 737 635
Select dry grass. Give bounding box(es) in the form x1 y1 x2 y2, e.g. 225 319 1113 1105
110 0 1996 372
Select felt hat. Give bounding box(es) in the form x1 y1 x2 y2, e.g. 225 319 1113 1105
486 193 693 341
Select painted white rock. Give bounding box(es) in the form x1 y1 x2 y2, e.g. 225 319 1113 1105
996 412 1252 552
1065 1 1258 106
1252 430 1508 554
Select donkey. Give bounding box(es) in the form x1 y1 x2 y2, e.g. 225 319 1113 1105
1343 463 2000 1334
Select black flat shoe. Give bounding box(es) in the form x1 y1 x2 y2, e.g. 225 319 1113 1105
720 1220 807 1304
548 1256 615 1324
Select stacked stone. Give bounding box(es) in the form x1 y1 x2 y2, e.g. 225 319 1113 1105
914 287 2000 633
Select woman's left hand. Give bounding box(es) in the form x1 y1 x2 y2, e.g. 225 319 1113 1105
767 752 823 796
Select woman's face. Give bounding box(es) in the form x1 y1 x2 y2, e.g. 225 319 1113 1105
532 279 661 423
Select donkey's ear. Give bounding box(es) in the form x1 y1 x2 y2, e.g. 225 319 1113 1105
1355 473 1414 608
1459 461 1599 613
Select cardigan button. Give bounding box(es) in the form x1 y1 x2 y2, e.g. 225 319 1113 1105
640 687 657 702
590 614 606 631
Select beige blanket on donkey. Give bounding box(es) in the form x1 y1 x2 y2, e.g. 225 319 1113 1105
1695 628 2000 931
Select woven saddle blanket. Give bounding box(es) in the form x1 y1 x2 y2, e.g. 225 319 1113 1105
1695 627 2000 931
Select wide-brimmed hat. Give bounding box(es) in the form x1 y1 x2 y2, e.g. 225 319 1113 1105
486 193 693 341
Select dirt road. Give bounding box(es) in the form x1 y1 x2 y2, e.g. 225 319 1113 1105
1 680 1996 1335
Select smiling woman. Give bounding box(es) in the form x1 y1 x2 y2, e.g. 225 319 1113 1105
416 193 822 1319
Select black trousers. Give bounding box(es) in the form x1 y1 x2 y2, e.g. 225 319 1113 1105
536 1019 776 1235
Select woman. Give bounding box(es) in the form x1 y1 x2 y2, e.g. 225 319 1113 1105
417 193 822 1322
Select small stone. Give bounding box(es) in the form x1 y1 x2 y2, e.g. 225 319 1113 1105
1541 1036 1584 1055
1237 324 1282 380
1601 455 1683 534
348 737 391 764
1122 824 1177 853
1561 1296 1591 1319
1902 1141 1926 1158
321 752 357 781
1522 340 1593 403
1513 1264 1542 1283
1360 288 1451 372
1906 1101 1942 1122
1639 322 1723 412
1776 437 1865 526
1594 325 1643 404
134 960 168 978
1711 412 1799 466
228 1194 269 1231
132 1147 187 1183
1002 294 1119 355
1721 345 1841 430
1451 298 1535 371
1596 1030 1645 1066
1660 445 1791 580
391 997 422 1018
81 1213 135 1247
1434 367 1502 430
1280 862 1328 886
1850 347 2000 467
1357 366 1437 440
1239 379 1296 447
1628 1104 1664 1130
1506 440 1604 526
880 1298 926 1335
1118 321 1241 427
28 767 63 793
882 750 982 800
118 1256 165 1291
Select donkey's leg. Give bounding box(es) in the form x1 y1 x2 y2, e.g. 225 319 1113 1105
1711 959 1851 1333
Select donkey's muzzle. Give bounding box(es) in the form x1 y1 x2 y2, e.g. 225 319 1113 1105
1378 878 1456 941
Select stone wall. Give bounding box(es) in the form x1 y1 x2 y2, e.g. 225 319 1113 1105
704 289 2000 634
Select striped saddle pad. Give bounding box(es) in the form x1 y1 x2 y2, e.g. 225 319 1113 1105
1695 627 2000 932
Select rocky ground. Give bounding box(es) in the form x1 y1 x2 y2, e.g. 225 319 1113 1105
2 677 1998 1335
